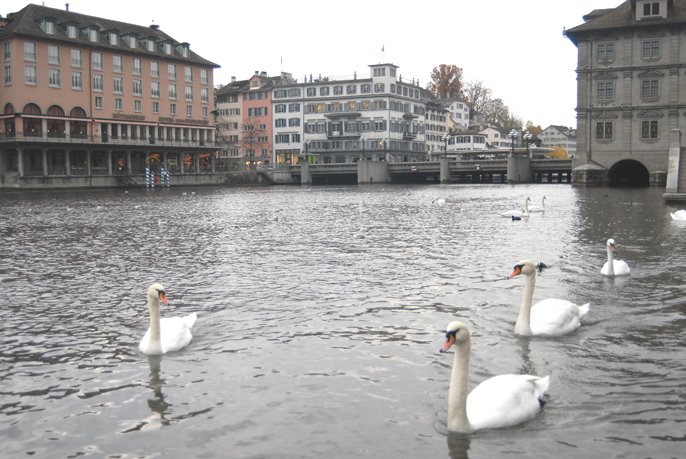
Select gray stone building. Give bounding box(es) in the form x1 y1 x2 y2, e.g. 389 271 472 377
566 0 686 189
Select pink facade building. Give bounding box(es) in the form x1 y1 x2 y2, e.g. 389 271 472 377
0 3 219 189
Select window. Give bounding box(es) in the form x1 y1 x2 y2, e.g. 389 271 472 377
185 86 193 101
307 87 316 97
184 66 193 82
152 101 159 113
42 19 55 35
24 65 36 84
71 49 82 67
170 103 176 115
596 122 613 140
168 64 176 80
374 83 384 93
597 43 614 62
201 87 209 103
151 80 160 97
113 76 123 94
642 40 660 59
168 83 177 99
361 84 371 93
71 71 82 89
275 119 286 127
202 107 208 118
597 81 614 100
145 39 155 52
641 120 658 139
67 24 77 38
200 68 208 85
132 58 141 75
92 52 102 70
47 45 60 65
289 118 300 127
112 55 122 73
3 42 10 61
275 104 287 113
88 28 98 42
151 61 160 78
109 32 118 45
346 84 357 94
320 87 329 96
133 79 142 96
641 79 659 98
94 96 103 109
134 100 142 112
127 36 137 49
186 105 192 116
24 42 36 61
289 103 300 112
163 43 172 55
93 74 103 92
115 98 122 110
333 85 343 95
643 1 660 16
4 65 11 85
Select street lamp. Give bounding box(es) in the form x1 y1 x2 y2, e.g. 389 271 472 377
302 140 311 164
523 131 533 157
508 129 518 156
380 138 388 161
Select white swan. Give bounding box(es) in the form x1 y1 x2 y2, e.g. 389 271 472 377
600 238 630 276
528 195 546 213
139 283 197 355
440 321 550 433
670 209 686 220
509 260 590 336
501 197 530 218
432 197 446 206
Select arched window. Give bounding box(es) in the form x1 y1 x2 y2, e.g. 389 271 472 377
22 103 42 137
47 105 65 137
3 103 15 137
70 106 88 138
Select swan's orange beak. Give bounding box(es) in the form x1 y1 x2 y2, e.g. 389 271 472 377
509 266 522 279
441 334 455 353
158 292 169 305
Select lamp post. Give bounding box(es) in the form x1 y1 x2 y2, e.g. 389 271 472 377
523 132 533 158
302 140 311 164
508 129 518 156
442 134 450 155
380 138 388 161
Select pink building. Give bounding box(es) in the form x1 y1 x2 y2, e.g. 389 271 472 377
0 3 219 189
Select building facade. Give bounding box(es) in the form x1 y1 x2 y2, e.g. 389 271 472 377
0 4 219 188
566 0 686 186
538 125 577 158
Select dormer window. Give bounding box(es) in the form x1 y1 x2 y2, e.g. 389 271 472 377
644 2 659 16
88 28 98 42
66 24 77 38
124 35 137 49
637 0 667 20
163 43 172 55
109 32 118 45
41 19 55 35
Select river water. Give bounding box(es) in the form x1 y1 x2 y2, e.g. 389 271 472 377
0 184 684 458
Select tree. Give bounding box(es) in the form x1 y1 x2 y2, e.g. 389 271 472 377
463 80 491 119
525 121 543 136
482 98 509 126
427 64 464 98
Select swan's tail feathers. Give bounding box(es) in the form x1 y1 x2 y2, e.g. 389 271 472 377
536 375 551 396
183 312 198 328
578 303 590 318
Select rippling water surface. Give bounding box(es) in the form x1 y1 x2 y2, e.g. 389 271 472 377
0 184 684 458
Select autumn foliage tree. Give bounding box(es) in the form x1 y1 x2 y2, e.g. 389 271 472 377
427 64 464 98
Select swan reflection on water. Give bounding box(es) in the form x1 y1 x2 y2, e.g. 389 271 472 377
147 355 171 425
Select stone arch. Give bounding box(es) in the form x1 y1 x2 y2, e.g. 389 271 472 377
608 159 649 187
70 106 88 138
47 105 65 137
3 103 15 135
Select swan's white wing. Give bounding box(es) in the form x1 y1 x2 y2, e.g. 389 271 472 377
613 260 630 276
159 313 197 353
671 210 686 220
467 374 549 431
530 299 587 336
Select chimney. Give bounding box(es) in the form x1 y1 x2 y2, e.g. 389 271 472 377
231 76 236 83
150 24 159 30
65 3 69 12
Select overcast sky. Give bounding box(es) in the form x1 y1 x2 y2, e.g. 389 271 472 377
4 0 623 128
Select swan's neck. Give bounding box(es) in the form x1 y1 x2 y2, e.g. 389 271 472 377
148 297 162 353
606 245 615 276
524 199 529 213
448 340 473 433
515 272 535 335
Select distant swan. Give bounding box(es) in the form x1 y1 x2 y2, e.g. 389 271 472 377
501 197 530 218
671 210 686 220
528 196 546 213
600 238 630 276
440 321 550 433
432 197 446 206
139 283 197 355
509 260 590 336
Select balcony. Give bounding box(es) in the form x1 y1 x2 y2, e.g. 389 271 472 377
327 130 360 140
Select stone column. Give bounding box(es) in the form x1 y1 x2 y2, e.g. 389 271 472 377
65 150 71 176
17 146 24 177
107 150 113 175
665 128 681 194
439 157 450 183
42 148 48 176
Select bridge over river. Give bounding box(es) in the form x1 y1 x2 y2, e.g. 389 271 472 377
288 155 572 186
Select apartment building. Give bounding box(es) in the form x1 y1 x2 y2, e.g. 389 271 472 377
0 3 218 187
538 125 577 158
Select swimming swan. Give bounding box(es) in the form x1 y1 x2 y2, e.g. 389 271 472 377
501 197 530 218
440 321 550 433
139 283 197 355
600 238 630 276
509 260 590 336
528 196 546 213
670 209 686 220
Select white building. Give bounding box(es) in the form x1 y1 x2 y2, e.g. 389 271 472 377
538 125 577 158
442 98 470 130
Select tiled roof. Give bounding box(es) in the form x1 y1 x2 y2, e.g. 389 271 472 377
566 0 686 44
0 3 218 67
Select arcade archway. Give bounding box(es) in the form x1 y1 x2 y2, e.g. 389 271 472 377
608 159 649 187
